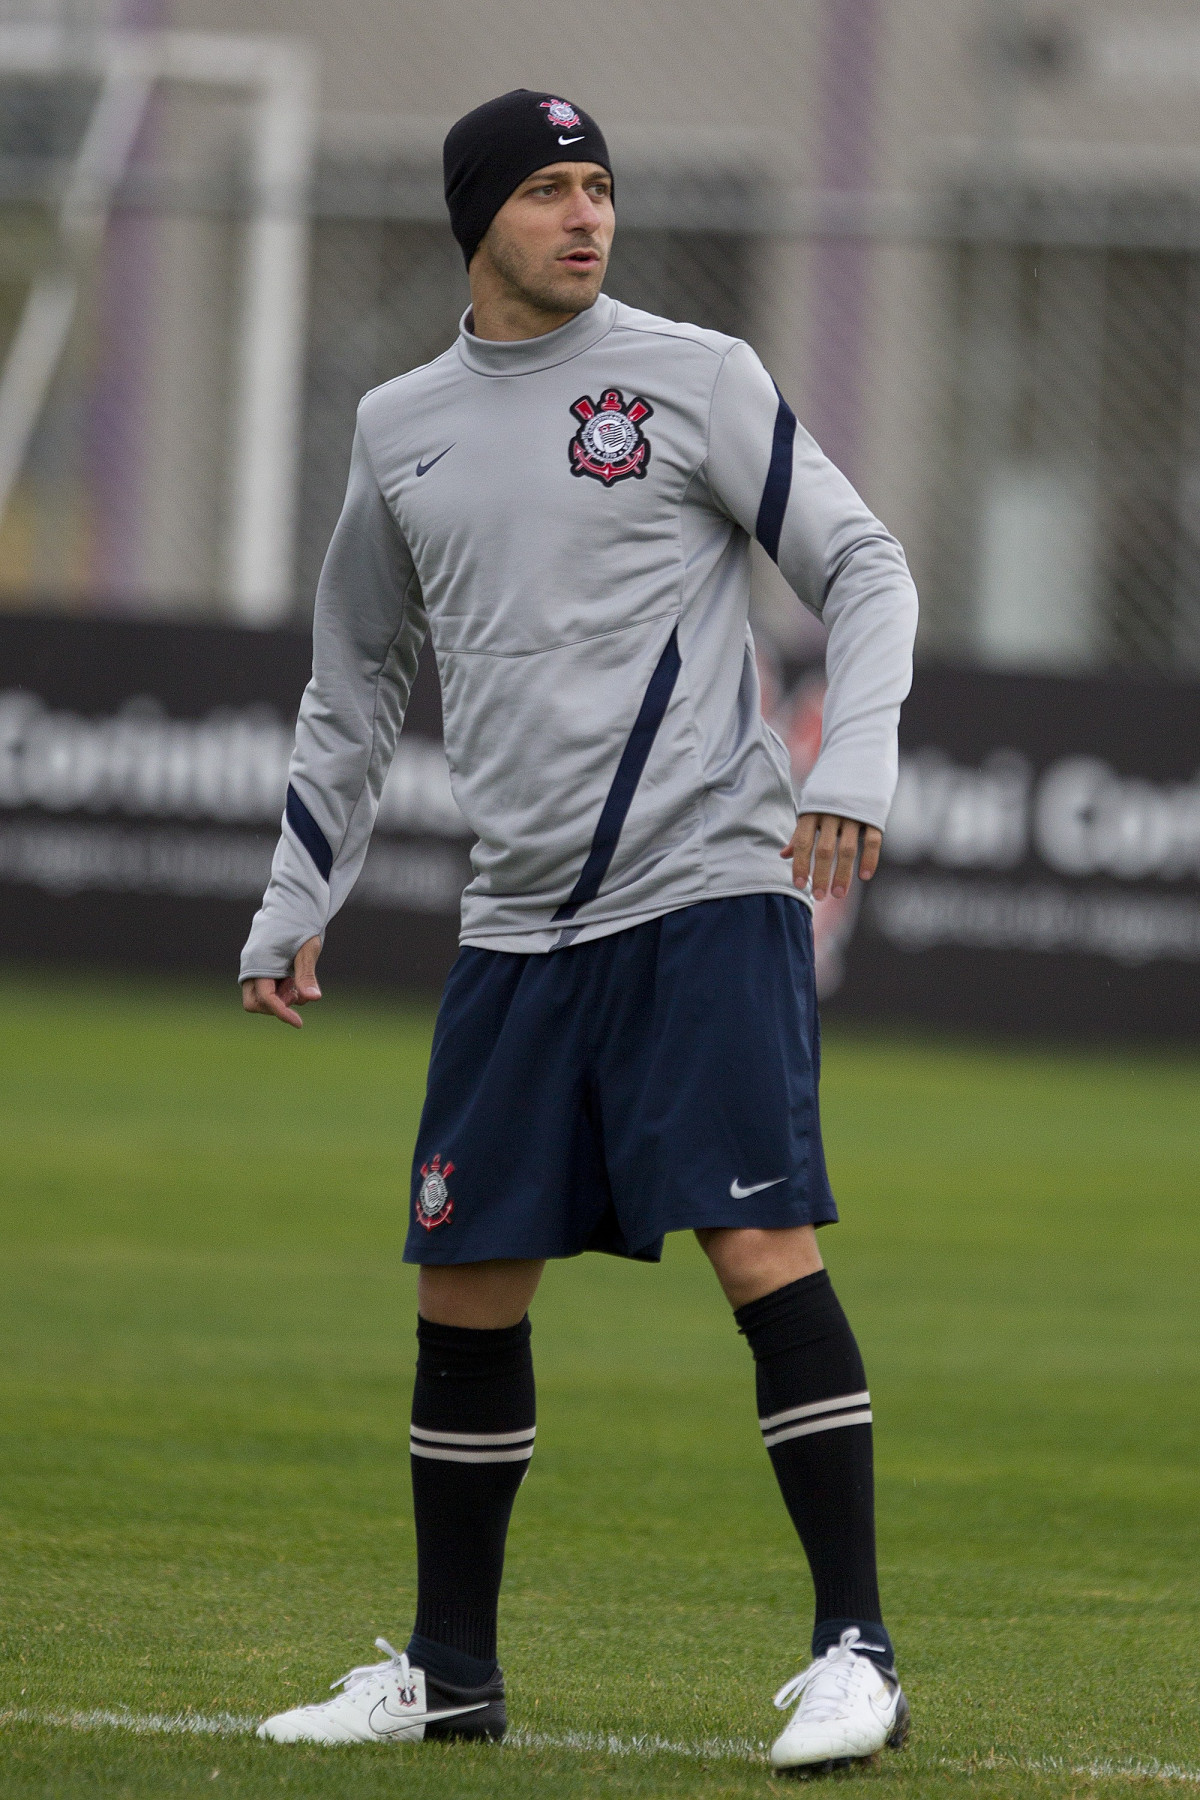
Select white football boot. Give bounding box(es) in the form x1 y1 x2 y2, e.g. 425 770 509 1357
769 1627 910 1774
256 1637 505 1745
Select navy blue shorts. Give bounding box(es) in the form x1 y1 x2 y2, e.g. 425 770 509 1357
404 893 837 1265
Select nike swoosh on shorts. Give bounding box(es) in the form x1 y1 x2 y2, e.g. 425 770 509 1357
416 445 454 477
730 1176 787 1199
368 1698 487 1736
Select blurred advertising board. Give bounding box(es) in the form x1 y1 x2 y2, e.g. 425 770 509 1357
769 664 1200 1040
0 615 468 991
2 616 1197 1037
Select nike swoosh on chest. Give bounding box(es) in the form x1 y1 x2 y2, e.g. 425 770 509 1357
416 445 455 477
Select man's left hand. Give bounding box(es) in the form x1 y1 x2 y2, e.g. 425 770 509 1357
783 813 883 900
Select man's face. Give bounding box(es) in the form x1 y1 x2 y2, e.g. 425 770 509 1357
475 162 614 315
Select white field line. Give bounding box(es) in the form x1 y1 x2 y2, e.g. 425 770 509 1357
0 1707 765 1761
506 1727 767 1762
0 1706 260 1738
945 1753 1200 1787
4 1706 1200 1785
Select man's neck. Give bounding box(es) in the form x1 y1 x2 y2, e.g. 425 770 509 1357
467 290 583 343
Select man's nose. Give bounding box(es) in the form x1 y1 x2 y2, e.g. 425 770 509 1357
563 187 603 231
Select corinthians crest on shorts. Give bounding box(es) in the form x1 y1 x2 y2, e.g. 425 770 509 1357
416 1153 455 1229
568 390 654 485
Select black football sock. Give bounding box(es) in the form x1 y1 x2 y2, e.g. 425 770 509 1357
405 1314 535 1689
735 1270 894 1672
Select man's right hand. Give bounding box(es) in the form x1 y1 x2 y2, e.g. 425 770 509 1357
241 936 322 1028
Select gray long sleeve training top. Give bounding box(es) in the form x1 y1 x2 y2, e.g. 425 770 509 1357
240 293 919 980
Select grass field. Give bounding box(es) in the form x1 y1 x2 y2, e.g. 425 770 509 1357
0 968 1198 1799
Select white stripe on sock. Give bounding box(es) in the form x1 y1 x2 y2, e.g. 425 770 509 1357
409 1441 535 1464
758 1390 870 1432
409 1424 536 1447
761 1408 873 1450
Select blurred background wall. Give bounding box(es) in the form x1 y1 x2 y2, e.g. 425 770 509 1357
2 0 1198 1034
5 0 1200 679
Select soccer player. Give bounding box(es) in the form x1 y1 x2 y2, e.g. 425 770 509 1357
240 89 918 1774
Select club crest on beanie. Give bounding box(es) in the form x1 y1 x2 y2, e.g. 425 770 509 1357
443 89 613 268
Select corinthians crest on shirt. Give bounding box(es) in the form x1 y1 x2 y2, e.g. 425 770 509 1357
569 390 654 485
415 1154 454 1229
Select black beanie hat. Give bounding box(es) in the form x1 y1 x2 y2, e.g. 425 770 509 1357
443 89 612 268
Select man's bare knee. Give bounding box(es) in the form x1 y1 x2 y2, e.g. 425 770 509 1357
417 1258 545 1329
697 1225 823 1310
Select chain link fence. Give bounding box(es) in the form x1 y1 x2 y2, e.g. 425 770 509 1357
4 0 1200 677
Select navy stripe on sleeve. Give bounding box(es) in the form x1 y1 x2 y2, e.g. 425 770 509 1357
285 782 333 882
552 626 683 923
754 385 797 564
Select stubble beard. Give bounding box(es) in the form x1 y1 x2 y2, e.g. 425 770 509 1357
486 227 607 319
